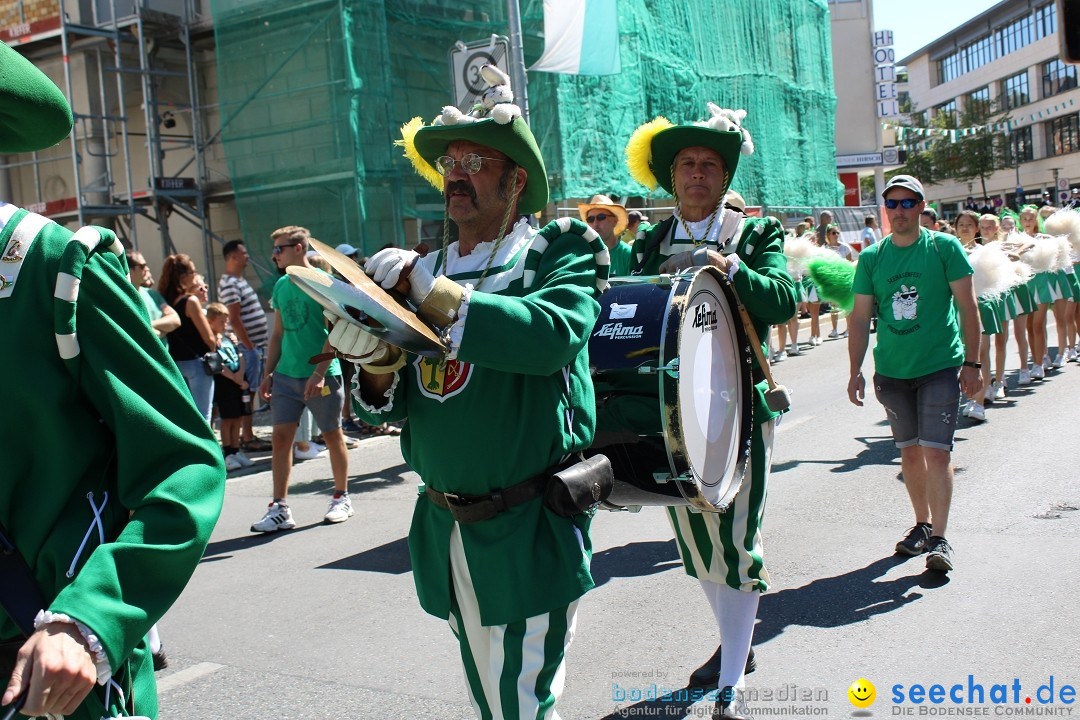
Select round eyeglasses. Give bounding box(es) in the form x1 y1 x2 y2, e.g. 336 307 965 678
434 153 506 176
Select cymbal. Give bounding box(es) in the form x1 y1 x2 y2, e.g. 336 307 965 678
286 260 446 357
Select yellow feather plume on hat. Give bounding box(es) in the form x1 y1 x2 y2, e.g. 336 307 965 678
396 116 443 190
625 116 673 191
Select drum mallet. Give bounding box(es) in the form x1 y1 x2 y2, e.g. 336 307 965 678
727 283 792 413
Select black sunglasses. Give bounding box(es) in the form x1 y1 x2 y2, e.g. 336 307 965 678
884 198 919 210
272 243 298 255
586 213 612 223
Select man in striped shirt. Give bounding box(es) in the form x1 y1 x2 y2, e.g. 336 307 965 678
218 240 271 451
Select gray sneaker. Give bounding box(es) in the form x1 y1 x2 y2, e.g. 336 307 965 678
895 523 932 556
324 494 354 524
925 536 954 572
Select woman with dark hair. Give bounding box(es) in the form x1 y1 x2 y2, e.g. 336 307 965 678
159 254 218 420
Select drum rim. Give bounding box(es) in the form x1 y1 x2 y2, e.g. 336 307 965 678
665 266 754 512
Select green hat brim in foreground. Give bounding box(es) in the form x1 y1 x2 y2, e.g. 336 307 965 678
413 117 549 215
0 41 73 154
651 126 743 195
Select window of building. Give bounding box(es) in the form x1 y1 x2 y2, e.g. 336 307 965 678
937 34 995 84
1001 71 1030 110
1042 58 1078 97
1046 113 1080 156
967 86 991 113
935 100 957 124
1005 126 1033 164
1034 2 1056 38
996 13 1034 57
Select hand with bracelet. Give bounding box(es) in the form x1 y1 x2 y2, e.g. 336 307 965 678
959 361 982 398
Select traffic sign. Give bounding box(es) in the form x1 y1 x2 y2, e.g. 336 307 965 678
449 37 510 112
1057 177 1071 192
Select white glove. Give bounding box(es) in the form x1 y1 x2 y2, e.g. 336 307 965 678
364 248 436 307
658 247 710 274
324 311 388 362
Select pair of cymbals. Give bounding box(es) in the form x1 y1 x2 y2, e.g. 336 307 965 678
285 238 446 357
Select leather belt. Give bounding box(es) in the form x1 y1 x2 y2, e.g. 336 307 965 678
425 474 547 524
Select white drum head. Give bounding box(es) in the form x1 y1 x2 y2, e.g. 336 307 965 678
676 269 745 507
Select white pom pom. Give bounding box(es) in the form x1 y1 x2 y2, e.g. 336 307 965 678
491 104 521 125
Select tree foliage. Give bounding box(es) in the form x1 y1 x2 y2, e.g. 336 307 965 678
890 100 1012 197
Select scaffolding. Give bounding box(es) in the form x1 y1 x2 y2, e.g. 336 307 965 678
0 0 222 271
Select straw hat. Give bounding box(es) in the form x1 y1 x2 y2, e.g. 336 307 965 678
577 194 628 236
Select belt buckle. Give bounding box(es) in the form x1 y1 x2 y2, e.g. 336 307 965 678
442 492 465 507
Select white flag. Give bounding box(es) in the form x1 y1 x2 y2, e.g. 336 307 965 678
530 0 621 75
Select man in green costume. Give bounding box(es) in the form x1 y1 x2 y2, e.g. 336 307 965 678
0 40 225 719
321 71 609 719
624 103 797 719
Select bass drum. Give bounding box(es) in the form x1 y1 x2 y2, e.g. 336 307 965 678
589 266 753 512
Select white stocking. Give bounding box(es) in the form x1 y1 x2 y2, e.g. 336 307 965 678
699 579 760 690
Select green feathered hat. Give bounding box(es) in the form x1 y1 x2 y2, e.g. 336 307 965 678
625 103 755 196
396 65 548 215
1 41 73 153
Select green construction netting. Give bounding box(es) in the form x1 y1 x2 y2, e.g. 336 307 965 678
209 0 841 292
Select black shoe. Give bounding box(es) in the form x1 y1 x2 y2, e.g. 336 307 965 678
925 536 954 572
152 648 169 671
688 646 756 688
713 686 751 720
895 522 932 556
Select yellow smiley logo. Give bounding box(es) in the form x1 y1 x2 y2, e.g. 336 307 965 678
848 678 876 708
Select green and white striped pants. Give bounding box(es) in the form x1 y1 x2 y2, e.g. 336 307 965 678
667 419 776 592
448 526 579 720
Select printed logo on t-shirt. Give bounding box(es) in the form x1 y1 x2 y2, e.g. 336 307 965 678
892 284 919 320
415 356 473 402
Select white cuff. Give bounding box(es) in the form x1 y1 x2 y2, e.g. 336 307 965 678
727 254 742 282
445 284 473 361
352 365 401 414
35 610 112 684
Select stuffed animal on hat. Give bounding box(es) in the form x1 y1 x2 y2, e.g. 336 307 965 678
432 64 521 126
699 102 755 156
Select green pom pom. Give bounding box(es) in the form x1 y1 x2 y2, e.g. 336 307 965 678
807 256 856 314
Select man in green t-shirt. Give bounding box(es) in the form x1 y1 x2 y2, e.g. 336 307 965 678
847 175 981 573
252 225 351 532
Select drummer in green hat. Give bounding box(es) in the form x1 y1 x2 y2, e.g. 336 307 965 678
625 103 797 720
1 41 225 719
322 65 610 719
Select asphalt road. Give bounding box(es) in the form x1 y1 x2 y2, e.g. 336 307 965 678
155 320 1080 719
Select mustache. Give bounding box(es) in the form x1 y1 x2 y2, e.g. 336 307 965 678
446 180 478 207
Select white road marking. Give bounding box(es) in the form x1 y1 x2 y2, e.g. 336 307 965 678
156 662 225 693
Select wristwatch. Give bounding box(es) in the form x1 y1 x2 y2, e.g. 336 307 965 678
962 360 981 369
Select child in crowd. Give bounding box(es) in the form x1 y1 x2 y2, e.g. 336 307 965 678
207 302 252 470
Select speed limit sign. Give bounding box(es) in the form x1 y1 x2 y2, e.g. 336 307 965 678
449 37 511 112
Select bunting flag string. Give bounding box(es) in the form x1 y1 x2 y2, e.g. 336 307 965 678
882 97 1076 143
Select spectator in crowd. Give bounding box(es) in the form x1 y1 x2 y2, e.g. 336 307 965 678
822 224 854 339
815 209 833 244
920 206 939 230
126 249 180 344
252 225 352 532
159 254 218 421
206 302 253 470
219 240 272 453
192 273 210 303
847 175 980 573
579 194 632 276
860 215 881 249
625 209 650 242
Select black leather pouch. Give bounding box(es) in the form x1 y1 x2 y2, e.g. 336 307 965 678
543 454 614 517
